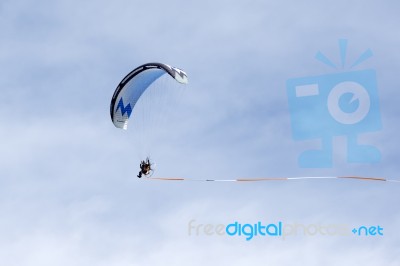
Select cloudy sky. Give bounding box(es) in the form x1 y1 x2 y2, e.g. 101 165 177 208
1 0 399 265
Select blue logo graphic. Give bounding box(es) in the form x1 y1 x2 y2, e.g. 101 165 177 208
116 98 132 117
286 39 382 168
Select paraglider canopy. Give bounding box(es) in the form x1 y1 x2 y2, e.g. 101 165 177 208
110 62 188 129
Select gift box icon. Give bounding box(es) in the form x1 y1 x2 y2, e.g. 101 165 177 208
286 40 382 168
